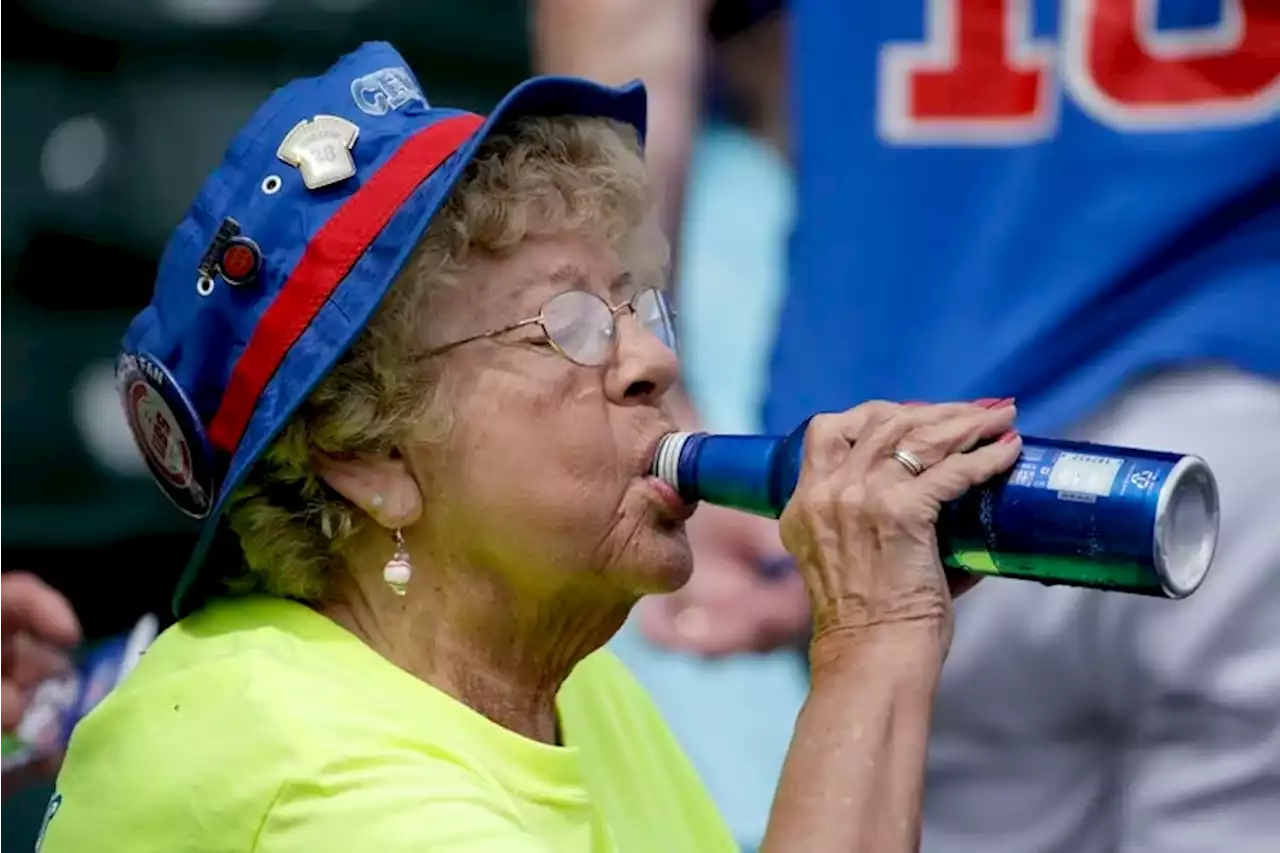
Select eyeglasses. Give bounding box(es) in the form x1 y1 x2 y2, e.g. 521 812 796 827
423 287 677 367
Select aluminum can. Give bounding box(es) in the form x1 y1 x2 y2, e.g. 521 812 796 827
652 427 1218 598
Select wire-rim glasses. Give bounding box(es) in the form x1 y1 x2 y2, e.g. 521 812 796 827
423 287 677 367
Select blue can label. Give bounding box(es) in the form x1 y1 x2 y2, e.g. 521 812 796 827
1010 448 1125 502
1008 446 1164 503
941 438 1183 595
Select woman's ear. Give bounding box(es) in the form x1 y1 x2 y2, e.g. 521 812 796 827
314 454 423 530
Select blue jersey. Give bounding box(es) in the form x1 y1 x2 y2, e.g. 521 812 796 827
765 0 1280 436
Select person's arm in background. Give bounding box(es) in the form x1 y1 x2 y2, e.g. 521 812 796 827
2 573 81 733
532 0 709 281
2 572 82 793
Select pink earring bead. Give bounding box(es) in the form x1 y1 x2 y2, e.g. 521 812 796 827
383 558 412 596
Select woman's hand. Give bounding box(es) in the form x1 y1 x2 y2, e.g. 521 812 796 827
761 400 1020 853
779 400 1021 669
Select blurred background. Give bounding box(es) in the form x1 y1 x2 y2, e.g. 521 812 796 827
3 1 531 841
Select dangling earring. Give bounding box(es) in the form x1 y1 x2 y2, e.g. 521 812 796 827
383 528 412 596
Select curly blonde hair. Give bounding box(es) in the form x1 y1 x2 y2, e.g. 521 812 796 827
224 114 653 601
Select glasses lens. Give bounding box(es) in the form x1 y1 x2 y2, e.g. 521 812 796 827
542 290 614 366
634 289 677 352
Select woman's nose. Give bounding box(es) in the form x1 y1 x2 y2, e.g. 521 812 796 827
606 313 679 404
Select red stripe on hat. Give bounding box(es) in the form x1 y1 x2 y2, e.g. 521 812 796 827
208 113 485 454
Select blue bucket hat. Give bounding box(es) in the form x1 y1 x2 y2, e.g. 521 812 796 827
116 42 646 616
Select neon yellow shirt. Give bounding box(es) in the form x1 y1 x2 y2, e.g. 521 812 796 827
40 596 738 853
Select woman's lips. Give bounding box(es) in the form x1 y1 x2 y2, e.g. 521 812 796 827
646 476 697 521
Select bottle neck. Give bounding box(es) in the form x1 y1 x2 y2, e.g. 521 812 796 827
652 431 790 518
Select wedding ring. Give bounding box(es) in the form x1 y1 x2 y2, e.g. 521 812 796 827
891 448 927 477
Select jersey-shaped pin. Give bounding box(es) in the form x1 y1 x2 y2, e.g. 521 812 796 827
276 115 360 190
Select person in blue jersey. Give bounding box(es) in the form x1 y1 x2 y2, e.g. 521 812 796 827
534 2 1280 853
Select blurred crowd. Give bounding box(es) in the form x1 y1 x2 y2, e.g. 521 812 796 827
4 1 1278 851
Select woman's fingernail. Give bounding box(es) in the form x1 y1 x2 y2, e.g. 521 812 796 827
998 429 1020 443
978 397 1016 409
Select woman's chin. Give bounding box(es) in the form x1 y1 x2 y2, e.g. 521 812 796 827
655 541 697 594
624 528 694 596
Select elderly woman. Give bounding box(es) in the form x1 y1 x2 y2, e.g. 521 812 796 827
41 43 1020 853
